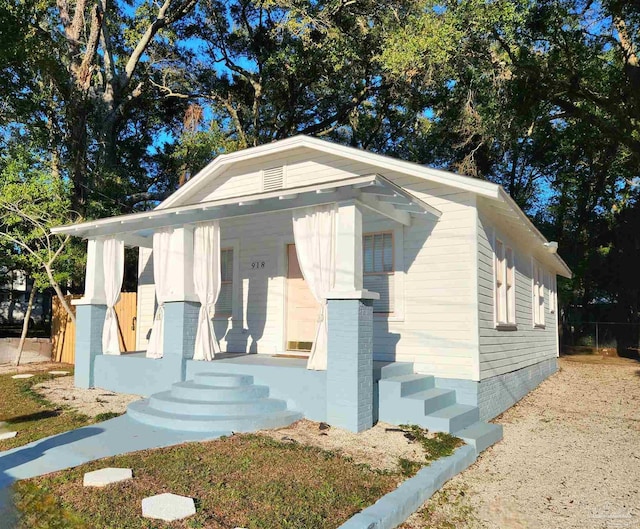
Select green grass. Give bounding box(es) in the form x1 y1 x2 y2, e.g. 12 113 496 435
93 411 122 422
0 370 95 451
400 425 463 461
398 457 423 477
396 425 464 477
2 374 465 527
13 434 402 529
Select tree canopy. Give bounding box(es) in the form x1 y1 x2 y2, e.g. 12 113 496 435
0 0 638 327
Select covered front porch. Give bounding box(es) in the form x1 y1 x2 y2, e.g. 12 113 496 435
94 351 411 423
52 174 440 432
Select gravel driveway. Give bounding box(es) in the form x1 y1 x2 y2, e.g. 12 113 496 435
403 356 640 529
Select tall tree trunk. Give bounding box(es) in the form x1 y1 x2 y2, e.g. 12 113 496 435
15 286 37 367
101 112 120 175
44 264 76 324
68 98 90 215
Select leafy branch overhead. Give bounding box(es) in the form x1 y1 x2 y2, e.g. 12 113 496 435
0 147 83 321
0 0 638 320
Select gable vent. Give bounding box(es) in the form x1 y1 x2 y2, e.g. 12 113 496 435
262 166 285 191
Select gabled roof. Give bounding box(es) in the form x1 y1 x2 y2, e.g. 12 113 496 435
157 134 501 209
52 134 570 277
157 134 570 277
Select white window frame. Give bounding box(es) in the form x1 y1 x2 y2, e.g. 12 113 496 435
494 238 516 328
532 259 545 327
214 239 240 321
549 272 557 314
363 230 394 315
361 224 404 321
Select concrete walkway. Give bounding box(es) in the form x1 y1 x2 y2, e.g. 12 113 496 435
0 415 227 524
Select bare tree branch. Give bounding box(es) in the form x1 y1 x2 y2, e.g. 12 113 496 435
56 0 71 29
76 4 103 90
149 78 192 99
68 0 88 42
121 0 197 89
99 0 116 106
614 16 640 90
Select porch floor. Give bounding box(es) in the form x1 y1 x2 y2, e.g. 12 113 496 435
122 351 401 373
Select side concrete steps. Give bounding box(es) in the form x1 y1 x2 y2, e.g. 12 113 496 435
456 422 504 453
378 365 503 453
127 372 302 433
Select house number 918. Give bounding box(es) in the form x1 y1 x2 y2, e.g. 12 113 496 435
251 261 266 269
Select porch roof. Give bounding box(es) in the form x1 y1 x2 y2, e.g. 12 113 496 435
51 174 442 247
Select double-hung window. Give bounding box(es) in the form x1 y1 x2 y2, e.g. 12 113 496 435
215 248 234 317
532 260 545 327
548 272 557 314
363 232 394 314
495 240 516 326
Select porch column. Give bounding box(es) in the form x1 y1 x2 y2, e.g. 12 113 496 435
161 226 199 381
326 201 378 433
74 238 107 389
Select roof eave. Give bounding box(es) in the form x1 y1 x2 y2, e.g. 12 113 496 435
495 188 572 278
51 174 441 239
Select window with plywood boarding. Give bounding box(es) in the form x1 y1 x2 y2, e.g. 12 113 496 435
363 231 394 314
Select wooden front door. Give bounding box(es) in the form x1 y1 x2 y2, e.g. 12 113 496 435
115 292 138 352
286 244 320 353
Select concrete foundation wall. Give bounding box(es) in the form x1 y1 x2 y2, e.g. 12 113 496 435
476 357 557 421
435 357 558 422
94 355 179 396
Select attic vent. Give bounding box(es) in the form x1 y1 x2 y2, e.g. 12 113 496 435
262 166 285 191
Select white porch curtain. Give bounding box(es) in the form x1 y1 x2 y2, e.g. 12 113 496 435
292 204 336 370
192 222 222 361
146 228 173 359
102 237 124 355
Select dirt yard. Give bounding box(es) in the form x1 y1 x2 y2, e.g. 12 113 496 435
403 356 640 529
263 419 427 472
33 375 142 417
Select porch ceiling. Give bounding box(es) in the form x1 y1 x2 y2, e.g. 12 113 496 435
51 174 442 246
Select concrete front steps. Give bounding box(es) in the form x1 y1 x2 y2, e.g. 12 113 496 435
127 373 302 433
378 364 502 453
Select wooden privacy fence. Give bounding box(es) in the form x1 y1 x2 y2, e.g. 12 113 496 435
52 292 138 364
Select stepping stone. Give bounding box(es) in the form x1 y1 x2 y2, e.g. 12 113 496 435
83 468 132 487
142 493 196 522
11 374 33 379
0 431 17 441
49 371 70 375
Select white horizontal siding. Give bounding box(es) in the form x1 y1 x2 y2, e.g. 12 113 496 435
138 149 481 379
477 206 558 379
213 198 478 376
213 210 291 354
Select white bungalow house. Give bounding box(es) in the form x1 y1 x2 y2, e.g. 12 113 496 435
52 135 570 450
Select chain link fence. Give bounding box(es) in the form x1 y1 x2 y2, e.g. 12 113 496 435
562 321 640 357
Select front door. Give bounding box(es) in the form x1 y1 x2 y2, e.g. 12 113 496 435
286 244 320 353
